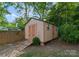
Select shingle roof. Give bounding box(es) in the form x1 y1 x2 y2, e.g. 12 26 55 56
22 18 55 30
24 18 54 26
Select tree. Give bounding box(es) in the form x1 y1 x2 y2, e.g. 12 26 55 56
0 3 8 27
9 2 54 20
5 2 54 29
32 2 53 20
47 2 77 26
47 2 79 44
16 17 26 30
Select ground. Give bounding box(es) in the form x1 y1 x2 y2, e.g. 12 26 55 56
0 40 31 57
19 39 79 57
1 39 79 57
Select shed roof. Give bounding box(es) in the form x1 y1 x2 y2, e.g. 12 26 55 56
24 18 54 26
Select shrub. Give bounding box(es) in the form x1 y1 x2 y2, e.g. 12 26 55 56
32 37 40 46
59 24 79 44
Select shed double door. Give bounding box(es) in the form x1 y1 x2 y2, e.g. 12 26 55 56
28 24 37 41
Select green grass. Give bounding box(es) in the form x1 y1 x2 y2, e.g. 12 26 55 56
19 50 79 57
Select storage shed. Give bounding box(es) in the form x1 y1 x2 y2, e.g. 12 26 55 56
25 18 58 45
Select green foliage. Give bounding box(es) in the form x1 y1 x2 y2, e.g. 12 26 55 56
16 17 26 30
32 37 40 46
0 3 9 27
0 2 53 29
33 2 47 19
59 24 79 44
47 2 79 26
47 2 79 44
6 23 16 28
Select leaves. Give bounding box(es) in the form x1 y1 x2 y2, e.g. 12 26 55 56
47 2 79 44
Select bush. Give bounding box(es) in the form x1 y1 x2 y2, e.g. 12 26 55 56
32 37 40 46
59 24 79 44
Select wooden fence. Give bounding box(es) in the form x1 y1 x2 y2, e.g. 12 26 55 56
0 31 25 44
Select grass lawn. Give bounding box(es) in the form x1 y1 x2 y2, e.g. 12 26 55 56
19 49 79 57
19 39 79 57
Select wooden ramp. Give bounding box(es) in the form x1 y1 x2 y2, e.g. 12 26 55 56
0 40 32 57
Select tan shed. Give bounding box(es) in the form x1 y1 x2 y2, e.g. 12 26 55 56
25 18 58 45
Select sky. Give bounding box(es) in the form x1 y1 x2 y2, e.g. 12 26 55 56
5 5 33 23
5 6 20 23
